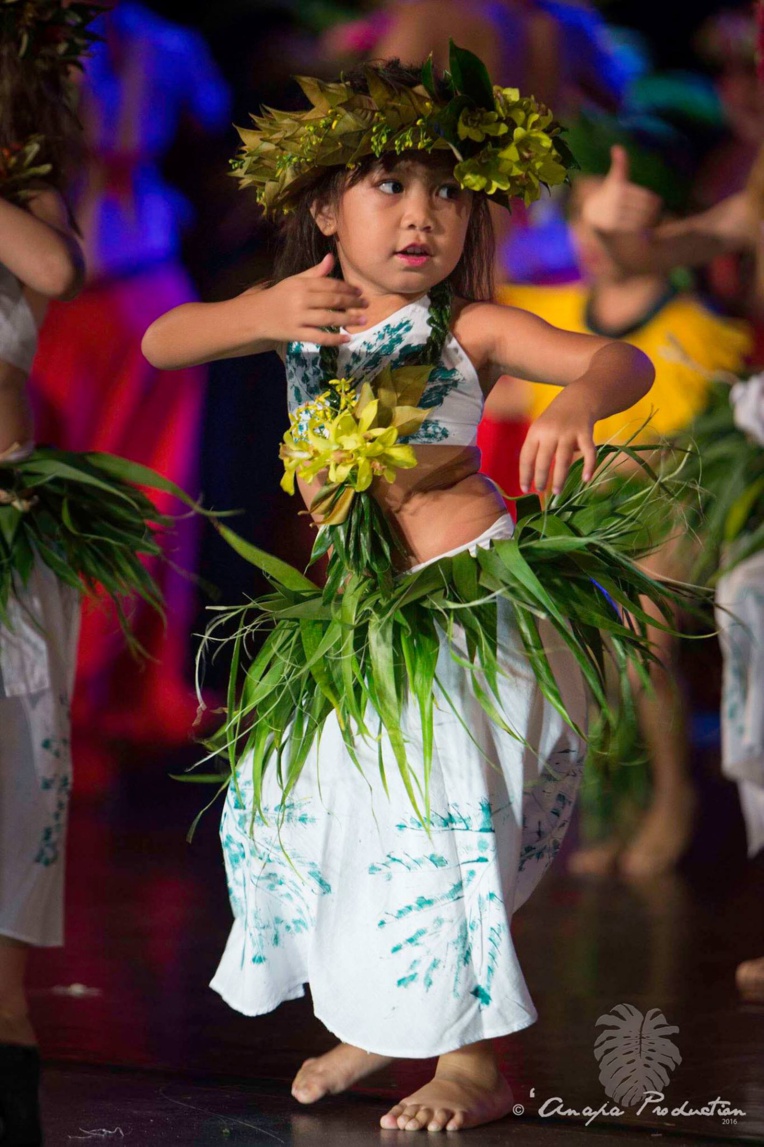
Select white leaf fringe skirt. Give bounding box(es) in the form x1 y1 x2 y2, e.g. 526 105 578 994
210 519 587 1057
0 560 80 947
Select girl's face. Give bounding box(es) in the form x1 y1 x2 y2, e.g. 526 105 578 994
313 156 473 298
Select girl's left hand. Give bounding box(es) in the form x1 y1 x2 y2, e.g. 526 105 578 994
519 388 597 495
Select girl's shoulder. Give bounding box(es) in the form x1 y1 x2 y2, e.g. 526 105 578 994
451 295 535 329
450 296 531 368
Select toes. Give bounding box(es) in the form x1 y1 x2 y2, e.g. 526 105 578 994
400 1105 433 1131
380 1104 406 1129
292 1083 322 1104
427 1108 453 1131
446 1111 465 1131
291 1065 326 1104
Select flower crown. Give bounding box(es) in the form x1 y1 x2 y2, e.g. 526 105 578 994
232 40 576 215
1 0 103 70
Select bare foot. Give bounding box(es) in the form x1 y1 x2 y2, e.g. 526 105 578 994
380 1041 514 1132
567 837 621 877
291 1042 392 1104
736 955 764 999
618 785 697 880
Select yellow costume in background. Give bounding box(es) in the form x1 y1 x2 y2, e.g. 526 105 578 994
497 283 752 443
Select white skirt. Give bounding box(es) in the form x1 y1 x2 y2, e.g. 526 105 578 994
211 519 587 1057
0 559 80 946
716 551 764 858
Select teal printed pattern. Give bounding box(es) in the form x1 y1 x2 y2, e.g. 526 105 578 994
343 319 420 379
519 748 584 872
371 798 512 1005
285 300 483 446
221 783 330 966
219 746 580 1007
34 696 72 868
722 581 764 742
286 341 323 409
403 420 449 443
286 318 418 409
35 773 70 867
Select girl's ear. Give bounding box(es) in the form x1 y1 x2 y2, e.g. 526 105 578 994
310 198 338 237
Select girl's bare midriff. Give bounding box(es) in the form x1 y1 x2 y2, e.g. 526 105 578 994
298 443 508 569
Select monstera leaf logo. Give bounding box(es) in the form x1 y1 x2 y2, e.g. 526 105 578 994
594 1004 682 1108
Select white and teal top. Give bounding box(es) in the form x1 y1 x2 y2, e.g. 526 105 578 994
285 292 485 446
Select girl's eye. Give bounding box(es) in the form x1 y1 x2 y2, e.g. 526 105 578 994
378 179 404 195
437 183 461 200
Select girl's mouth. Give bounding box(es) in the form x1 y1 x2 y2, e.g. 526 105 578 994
395 245 432 267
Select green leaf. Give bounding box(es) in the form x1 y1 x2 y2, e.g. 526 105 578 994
447 40 495 109
724 473 764 543
81 452 208 511
368 614 424 825
18 456 140 501
170 773 227 783
421 54 438 99
215 522 318 591
514 494 543 521
0 507 21 549
451 549 479 602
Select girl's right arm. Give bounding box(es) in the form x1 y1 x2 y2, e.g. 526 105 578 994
141 253 368 369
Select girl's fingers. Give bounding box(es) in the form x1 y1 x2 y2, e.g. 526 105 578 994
579 435 597 482
298 253 335 278
551 440 576 494
302 329 350 346
532 439 557 493
310 285 369 308
307 308 367 327
518 437 538 493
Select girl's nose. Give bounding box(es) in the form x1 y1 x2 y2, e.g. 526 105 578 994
401 189 434 230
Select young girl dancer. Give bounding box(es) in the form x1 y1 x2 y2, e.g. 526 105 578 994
0 6 190 1141
144 48 687 1132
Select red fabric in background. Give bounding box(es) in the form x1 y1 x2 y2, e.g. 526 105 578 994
477 414 530 521
30 262 206 752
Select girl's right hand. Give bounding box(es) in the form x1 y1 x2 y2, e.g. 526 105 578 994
257 253 368 345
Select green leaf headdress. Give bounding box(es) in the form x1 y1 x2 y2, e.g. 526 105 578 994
231 39 576 215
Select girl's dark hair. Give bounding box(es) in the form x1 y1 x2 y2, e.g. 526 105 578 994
272 60 495 301
0 39 83 197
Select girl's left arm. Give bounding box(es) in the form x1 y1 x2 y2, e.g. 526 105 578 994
459 302 654 495
0 189 84 300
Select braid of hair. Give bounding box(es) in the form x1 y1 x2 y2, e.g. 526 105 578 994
318 341 340 391
422 281 453 366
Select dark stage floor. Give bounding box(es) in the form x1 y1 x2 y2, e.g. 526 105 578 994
28 746 764 1146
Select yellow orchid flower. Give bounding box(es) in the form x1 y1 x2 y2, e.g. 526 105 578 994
278 373 422 523
457 108 509 144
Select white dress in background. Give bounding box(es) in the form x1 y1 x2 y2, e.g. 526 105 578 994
0 562 80 945
716 374 764 859
0 263 80 946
